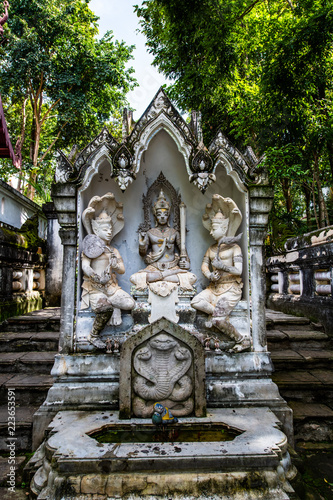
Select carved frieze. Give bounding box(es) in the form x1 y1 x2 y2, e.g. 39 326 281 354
75 127 119 170
52 88 269 193
54 151 75 184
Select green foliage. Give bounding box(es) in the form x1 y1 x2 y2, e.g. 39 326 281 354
0 0 136 202
136 0 333 239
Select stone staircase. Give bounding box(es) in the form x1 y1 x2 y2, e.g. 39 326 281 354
0 308 60 453
267 309 333 447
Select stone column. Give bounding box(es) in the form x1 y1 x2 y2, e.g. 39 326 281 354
249 185 273 351
42 202 63 307
51 183 77 354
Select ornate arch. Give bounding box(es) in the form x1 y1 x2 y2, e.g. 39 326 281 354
54 89 266 194
78 145 114 193
131 111 194 175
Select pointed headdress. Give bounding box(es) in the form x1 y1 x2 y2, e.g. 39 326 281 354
82 192 124 238
202 194 242 237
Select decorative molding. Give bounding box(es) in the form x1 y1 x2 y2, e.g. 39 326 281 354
189 147 215 193
52 88 269 194
78 145 114 193
128 88 195 178
112 144 135 191
75 127 119 170
54 151 75 184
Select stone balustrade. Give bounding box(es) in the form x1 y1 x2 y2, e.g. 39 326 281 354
266 226 333 334
0 225 46 322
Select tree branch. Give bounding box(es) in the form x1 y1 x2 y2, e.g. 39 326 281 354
236 0 262 20
37 121 68 164
285 0 295 10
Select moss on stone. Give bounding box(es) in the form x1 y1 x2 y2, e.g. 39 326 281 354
19 214 46 252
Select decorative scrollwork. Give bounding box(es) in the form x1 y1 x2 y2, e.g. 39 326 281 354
54 150 75 184
75 127 119 170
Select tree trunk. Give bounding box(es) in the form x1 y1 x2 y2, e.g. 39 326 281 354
327 139 333 184
26 115 37 200
16 96 28 193
26 92 42 200
313 152 329 228
281 178 292 213
302 183 311 229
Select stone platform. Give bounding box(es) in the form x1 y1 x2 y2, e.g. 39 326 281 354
30 408 296 499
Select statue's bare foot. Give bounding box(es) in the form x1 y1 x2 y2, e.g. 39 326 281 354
108 308 122 326
229 336 251 353
88 336 106 349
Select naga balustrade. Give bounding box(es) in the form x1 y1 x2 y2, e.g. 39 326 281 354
266 226 333 335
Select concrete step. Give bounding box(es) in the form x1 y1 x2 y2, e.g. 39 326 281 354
266 310 312 328
0 454 29 496
0 307 60 333
272 369 333 406
288 401 333 444
0 351 56 374
272 369 333 388
0 374 54 406
0 331 59 352
271 349 333 370
0 405 39 452
267 329 332 351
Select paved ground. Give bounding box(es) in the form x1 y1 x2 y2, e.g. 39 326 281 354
0 456 29 499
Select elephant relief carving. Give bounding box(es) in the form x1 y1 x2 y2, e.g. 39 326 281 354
132 333 194 417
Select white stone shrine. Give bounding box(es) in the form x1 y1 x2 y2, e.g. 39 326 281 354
30 89 296 499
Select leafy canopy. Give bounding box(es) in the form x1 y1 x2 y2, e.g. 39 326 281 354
136 0 333 237
0 0 136 201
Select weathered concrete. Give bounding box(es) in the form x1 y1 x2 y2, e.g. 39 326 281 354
29 408 295 500
42 202 63 307
266 225 333 334
32 347 292 449
31 89 293 499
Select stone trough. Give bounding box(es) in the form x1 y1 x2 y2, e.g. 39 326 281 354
30 408 295 499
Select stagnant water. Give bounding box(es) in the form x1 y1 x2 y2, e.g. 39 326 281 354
90 422 243 444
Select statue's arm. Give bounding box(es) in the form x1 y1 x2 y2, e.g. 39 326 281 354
215 245 243 276
81 254 99 281
201 249 219 282
139 231 149 256
111 247 125 274
201 251 211 279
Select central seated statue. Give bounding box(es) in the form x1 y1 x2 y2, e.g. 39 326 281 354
130 189 196 298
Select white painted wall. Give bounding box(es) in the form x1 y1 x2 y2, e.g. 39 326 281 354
0 181 47 238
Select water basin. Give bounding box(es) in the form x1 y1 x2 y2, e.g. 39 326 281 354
89 422 243 444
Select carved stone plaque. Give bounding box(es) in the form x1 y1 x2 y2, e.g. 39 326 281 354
132 332 194 417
